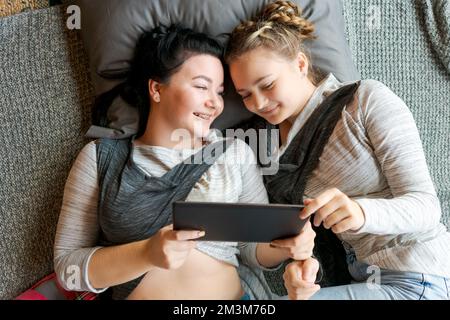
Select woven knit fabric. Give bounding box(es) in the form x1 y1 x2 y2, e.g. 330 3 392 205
0 1 449 299
421 0 450 74
0 5 94 299
342 0 450 226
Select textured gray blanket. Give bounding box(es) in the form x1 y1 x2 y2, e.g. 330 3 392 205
422 0 450 73
0 2 449 299
0 6 93 299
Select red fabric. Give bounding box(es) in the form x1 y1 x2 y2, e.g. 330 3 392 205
16 290 48 300
15 273 98 300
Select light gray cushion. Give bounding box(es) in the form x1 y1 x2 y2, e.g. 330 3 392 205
77 0 360 136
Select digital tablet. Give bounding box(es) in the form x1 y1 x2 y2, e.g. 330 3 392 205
172 201 308 243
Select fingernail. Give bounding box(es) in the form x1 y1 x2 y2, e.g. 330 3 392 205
198 231 205 237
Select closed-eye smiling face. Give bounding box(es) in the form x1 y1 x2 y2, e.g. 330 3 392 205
155 54 225 138
229 47 312 125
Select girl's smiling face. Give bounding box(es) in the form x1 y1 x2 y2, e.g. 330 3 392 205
153 54 224 138
229 47 315 125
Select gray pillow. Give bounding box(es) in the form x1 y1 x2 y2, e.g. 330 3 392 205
76 0 360 138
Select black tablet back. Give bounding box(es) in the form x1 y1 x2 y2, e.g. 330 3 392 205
173 201 308 242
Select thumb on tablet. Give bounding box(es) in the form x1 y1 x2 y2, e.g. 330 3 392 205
174 230 206 241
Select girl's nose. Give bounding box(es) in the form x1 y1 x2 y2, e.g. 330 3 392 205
205 98 217 110
254 94 268 111
206 92 223 110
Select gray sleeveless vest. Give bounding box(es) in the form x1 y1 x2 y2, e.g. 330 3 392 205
95 136 231 299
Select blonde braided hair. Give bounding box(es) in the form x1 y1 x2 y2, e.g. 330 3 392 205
226 1 319 83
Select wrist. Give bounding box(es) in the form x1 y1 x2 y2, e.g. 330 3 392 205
257 243 288 268
270 244 290 261
142 238 156 270
350 200 366 231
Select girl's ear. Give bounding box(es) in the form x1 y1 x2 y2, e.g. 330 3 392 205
148 79 161 103
297 52 309 78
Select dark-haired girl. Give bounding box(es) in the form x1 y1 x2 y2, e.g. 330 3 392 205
53 25 315 300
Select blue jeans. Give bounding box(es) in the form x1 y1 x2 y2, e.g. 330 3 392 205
241 292 251 300
282 244 450 300
280 247 450 300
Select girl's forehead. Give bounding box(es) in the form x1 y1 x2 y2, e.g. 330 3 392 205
171 55 224 81
233 48 290 67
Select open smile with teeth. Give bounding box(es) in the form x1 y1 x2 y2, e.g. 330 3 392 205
193 112 213 121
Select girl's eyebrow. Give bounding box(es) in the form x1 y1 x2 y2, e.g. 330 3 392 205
192 75 212 83
236 74 272 93
192 75 224 87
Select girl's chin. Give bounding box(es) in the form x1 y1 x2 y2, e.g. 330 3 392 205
257 107 284 125
262 114 284 125
192 125 212 138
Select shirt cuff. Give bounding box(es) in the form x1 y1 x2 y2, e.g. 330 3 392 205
311 255 324 284
84 246 109 294
259 261 285 272
352 198 377 234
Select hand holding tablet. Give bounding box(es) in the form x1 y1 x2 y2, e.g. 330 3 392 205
172 201 309 243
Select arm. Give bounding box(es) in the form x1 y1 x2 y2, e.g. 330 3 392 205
54 142 154 291
88 226 203 289
54 142 107 292
353 82 442 235
300 82 442 236
54 142 203 291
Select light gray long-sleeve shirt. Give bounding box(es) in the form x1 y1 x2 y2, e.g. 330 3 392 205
279 73 450 277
